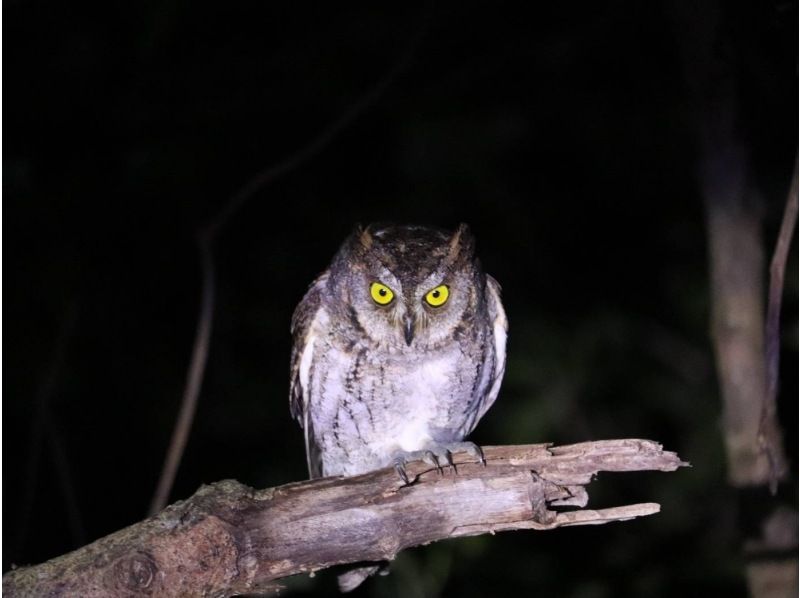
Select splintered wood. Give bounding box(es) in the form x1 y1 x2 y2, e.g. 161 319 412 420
4 439 687 597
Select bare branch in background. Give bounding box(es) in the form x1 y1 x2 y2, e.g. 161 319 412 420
15 301 84 555
7 440 688 597
670 0 789 490
669 3 796 597
148 237 215 516
760 162 798 493
147 13 428 516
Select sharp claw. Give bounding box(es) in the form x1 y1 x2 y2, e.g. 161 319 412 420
474 444 487 466
394 462 410 485
443 450 454 468
392 442 484 484
423 450 444 475
439 449 454 474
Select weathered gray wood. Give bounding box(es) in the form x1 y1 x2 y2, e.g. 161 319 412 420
3 439 687 597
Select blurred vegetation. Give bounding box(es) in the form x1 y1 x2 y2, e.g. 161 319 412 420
4 2 796 597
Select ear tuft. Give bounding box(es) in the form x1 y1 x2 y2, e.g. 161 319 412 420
354 223 373 250
448 223 475 260
360 224 373 249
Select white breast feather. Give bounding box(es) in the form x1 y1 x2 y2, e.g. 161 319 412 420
396 358 451 451
298 310 326 473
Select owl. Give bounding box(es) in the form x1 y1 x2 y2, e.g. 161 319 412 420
288 223 507 589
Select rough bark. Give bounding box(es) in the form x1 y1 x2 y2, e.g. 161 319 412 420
4 439 686 597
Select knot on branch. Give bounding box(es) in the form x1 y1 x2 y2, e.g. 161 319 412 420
2 440 687 598
106 551 157 593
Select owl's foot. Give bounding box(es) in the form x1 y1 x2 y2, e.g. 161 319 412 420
441 441 486 469
391 442 486 485
392 449 443 485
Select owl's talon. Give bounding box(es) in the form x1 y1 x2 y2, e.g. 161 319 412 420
440 441 486 467
442 450 454 469
473 444 487 466
392 448 446 484
394 461 411 485
392 442 485 482
435 449 455 474
422 450 444 475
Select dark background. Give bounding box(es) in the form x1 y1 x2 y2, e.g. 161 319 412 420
4 2 797 597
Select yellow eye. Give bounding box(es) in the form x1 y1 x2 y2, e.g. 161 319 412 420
370 282 394 305
425 284 449 307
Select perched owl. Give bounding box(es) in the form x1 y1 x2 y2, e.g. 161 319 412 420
288 223 507 590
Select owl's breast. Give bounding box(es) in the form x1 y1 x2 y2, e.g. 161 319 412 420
385 351 468 450
308 335 485 475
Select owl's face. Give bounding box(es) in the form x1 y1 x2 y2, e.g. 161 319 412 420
327 224 484 350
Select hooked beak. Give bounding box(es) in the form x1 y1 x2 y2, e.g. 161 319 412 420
403 313 415 346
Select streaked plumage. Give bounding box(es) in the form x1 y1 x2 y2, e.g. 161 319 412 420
288 223 507 590
290 223 507 476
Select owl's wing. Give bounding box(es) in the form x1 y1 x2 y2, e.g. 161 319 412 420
289 272 328 478
474 274 508 422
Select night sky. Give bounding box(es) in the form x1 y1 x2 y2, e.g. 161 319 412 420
4 3 797 597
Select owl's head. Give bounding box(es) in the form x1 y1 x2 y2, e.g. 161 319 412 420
327 223 486 349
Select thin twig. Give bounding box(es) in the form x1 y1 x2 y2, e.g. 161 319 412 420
149 235 215 515
148 14 428 515
203 22 423 240
759 160 798 493
44 409 87 548
14 301 79 556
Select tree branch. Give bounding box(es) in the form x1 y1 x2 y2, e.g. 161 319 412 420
147 10 429 516
5 439 687 597
760 160 798 493
148 236 216 516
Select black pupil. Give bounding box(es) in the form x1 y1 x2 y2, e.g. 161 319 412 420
432 290 440 298
379 288 387 296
